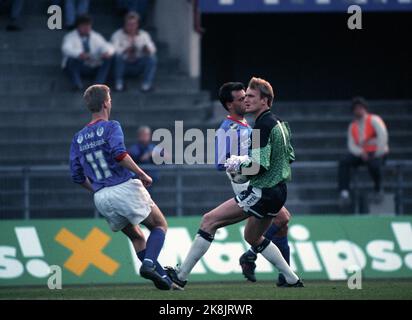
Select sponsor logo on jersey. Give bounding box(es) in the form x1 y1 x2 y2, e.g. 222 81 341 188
77 134 84 144
97 127 104 137
85 131 95 140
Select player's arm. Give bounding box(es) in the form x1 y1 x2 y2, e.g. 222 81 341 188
108 121 152 187
80 177 94 192
118 154 153 187
70 138 92 191
215 127 231 171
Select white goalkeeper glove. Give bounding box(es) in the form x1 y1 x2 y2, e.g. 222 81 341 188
224 155 250 173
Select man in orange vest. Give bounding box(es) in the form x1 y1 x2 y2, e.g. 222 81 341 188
338 97 389 205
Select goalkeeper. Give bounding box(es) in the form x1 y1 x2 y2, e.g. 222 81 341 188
165 77 303 289
215 82 293 286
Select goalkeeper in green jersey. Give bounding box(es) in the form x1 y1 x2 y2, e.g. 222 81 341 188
165 77 303 289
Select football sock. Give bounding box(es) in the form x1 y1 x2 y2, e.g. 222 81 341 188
263 223 280 240
272 236 290 265
137 249 167 278
145 227 166 264
253 239 298 284
178 229 213 281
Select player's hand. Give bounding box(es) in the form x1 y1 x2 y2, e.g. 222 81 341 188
139 173 153 188
225 155 250 173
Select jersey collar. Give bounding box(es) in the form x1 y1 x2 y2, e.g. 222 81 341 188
226 116 249 127
87 119 105 126
255 109 271 123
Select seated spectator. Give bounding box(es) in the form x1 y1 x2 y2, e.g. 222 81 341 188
0 0 24 31
61 15 114 91
338 97 389 205
128 126 169 192
111 11 157 92
116 0 149 25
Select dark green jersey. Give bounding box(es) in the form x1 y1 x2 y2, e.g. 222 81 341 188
242 110 295 188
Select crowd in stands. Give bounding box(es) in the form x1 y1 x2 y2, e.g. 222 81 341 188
59 3 157 92
1 1 156 92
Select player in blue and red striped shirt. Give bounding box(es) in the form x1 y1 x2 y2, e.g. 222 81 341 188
70 84 179 290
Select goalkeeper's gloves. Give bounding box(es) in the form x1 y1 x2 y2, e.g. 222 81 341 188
224 155 251 173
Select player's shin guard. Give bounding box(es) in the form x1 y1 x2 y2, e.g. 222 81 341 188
178 229 213 281
253 239 299 284
145 227 166 265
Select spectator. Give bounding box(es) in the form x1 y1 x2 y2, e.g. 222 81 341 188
61 14 114 91
116 0 149 24
338 97 389 205
128 126 169 192
0 0 24 31
111 11 157 92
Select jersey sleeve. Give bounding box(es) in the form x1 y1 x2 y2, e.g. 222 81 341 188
215 127 230 171
69 136 86 184
107 121 128 161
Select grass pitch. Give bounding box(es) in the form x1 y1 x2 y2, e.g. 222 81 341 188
1 279 412 300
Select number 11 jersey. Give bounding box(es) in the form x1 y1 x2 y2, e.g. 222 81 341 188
69 119 133 192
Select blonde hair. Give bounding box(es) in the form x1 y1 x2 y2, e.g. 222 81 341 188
83 85 110 113
248 77 274 107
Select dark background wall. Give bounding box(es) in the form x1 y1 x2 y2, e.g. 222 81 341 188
200 12 412 101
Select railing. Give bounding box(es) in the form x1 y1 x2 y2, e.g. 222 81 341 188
0 161 411 219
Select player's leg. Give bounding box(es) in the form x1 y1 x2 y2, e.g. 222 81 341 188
166 198 247 287
243 216 301 286
239 206 291 282
121 222 170 285
116 179 172 289
138 203 174 289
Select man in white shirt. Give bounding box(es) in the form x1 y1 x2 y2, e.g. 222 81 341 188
62 15 114 91
111 11 157 92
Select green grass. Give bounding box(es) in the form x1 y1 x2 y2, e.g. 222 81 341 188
1 279 412 300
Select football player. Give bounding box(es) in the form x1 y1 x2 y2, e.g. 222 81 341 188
69 84 179 290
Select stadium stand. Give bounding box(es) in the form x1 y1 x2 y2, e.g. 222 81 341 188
0 0 411 219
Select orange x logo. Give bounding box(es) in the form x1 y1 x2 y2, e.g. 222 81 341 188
55 227 119 276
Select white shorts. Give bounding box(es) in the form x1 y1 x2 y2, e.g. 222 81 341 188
94 179 155 232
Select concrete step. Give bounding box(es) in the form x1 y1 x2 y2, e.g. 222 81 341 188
0 91 210 109
0 74 199 93
0 53 181 72
275 100 412 116
0 59 181 77
293 149 412 162
0 106 210 125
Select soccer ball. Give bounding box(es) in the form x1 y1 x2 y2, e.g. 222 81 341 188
230 172 249 184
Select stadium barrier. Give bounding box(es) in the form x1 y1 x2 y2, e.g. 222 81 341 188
1 216 412 286
0 161 411 219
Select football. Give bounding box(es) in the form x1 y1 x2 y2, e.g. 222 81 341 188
229 172 249 184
